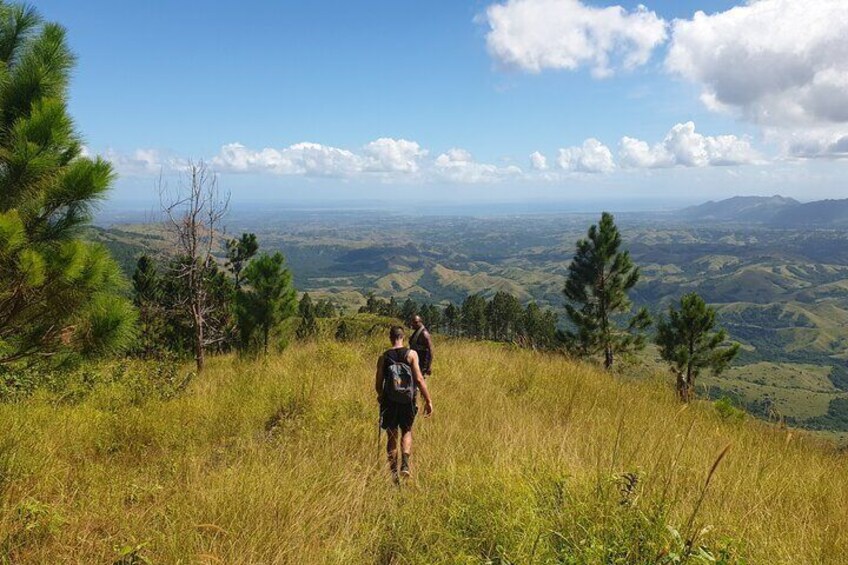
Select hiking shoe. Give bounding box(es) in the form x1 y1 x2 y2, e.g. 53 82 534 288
400 454 411 478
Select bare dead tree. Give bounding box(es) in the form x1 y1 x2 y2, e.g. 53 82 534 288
159 160 230 372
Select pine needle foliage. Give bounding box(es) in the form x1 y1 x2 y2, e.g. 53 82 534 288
563 212 651 369
0 2 135 367
236 252 297 354
656 292 741 401
295 292 319 341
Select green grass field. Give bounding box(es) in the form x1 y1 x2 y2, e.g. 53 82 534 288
2 339 847 563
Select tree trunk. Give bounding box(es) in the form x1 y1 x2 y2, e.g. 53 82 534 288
194 313 205 373
676 370 689 402
604 346 614 370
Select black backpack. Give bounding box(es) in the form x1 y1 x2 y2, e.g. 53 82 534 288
383 348 415 404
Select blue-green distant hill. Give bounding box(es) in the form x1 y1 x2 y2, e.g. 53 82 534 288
682 195 848 227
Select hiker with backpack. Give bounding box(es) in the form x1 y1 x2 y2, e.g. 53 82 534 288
409 314 434 378
375 325 433 479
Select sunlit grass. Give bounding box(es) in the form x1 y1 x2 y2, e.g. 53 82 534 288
1 339 847 563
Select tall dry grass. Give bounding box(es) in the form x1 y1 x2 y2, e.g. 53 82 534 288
1 338 847 563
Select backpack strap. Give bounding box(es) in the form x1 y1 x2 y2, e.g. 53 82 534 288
410 327 426 348
385 348 409 365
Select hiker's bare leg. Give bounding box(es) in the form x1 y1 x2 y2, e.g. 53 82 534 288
401 429 412 456
386 428 399 470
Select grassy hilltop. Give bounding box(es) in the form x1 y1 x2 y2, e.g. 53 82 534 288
1 339 847 564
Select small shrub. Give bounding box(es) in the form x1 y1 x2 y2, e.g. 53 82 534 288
714 397 746 424
112 542 151 565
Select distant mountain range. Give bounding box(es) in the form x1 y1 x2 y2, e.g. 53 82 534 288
681 196 848 227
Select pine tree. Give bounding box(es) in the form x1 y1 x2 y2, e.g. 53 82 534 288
296 292 319 341
461 294 488 339
226 232 258 290
656 293 740 402
0 3 136 366
237 252 296 354
132 256 161 304
314 298 337 318
420 303 442 333
563 212 651 369
520 302 558 350
487 291 523 342
359 292 380 314
384 297 402 319
401 298 419 323
443 303 460 336
131 255 167 357
334 319 351 342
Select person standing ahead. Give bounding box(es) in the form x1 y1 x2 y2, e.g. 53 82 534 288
376 326 433 479
409 315 434 378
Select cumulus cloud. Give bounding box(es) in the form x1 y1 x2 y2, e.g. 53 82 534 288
619 122 760 168
484 0 667 77
666 0 848 142
362 138 428 173
433 148 522 183
529 151 548 171
103 148 186 176
556 138 615 173
212 142 362 177
207 140 521 183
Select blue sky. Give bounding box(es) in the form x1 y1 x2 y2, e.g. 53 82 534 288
35 0 848 206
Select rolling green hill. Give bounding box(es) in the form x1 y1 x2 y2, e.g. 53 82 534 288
682 195 848 228
681 195 800 223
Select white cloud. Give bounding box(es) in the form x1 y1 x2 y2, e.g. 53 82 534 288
786 132 848 159
484 0 667 77
667 0 848 155
433 148 522 183
103 148 186 176
207 141 523 184
619 122 760 168
212 142 362 177
362 138 428 173
556 138 615 173
529 151 548 170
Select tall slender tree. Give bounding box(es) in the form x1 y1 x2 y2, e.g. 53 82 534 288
296 292 318 340
0 3 136 366
519 302 558 350
237 252 296 354
420 303 443 333
131 255 166 357
461 294 488 339
159 161 230 372
443 303 460 336
563 212 650 369
401 298 419 323
487 291 523 342
314 298 337 318
656 293 740 402
226 232 258 290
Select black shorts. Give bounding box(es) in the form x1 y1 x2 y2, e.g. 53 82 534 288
380 400 417 432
